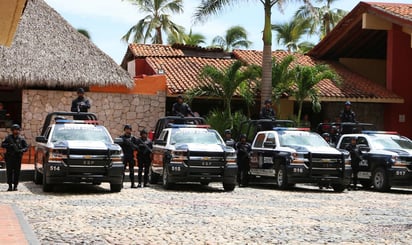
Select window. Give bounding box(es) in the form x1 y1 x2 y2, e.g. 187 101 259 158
254 133 266 148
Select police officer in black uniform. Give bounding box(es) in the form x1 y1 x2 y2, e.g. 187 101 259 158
137 129 153 187
71 88 91 120
119 125 139 188
224 129 235 148
346 137 362 190
340 101 356 123
236 134 251 187
1 124 28 191
172 95 194 117
259 99 276 120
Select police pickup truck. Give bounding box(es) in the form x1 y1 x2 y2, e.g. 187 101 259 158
249 128 351 192
34 112 124 192
149 124 238 191
336 131 412 191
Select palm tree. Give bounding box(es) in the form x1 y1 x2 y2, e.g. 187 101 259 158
122 0 184 44
290 64 339 124
271 55 295 115
272 18 311 52
167 28 206 46
186 60 260 128
211 26 252 51
295 0 347 38
193 0 314 108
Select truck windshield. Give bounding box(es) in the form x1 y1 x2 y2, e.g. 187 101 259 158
171 130 223 145
371 136 412 150
279 131 330 147
51 125 112 143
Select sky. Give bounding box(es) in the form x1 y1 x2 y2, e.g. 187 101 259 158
44 0 411 64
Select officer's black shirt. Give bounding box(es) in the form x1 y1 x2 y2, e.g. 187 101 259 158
340 109 356 123
71 96 91 113
119 134 139 158
236 141 251 161
259 107 276 120
172 102 194 117
1 134 28 160
136 137 152 161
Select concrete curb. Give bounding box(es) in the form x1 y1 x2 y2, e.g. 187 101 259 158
12 204 40 245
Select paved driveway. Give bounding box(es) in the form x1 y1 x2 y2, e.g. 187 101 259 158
0 182 411 244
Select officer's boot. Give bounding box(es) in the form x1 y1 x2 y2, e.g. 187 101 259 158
7 184 12 191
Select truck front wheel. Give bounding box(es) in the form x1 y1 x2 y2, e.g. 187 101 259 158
372 167 390 191
276 165 288 189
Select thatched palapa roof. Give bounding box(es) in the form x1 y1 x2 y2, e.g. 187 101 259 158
0 0 133 88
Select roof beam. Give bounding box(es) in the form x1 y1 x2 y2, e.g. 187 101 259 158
362 13 392 31
0 0 27 46
402 27 412 48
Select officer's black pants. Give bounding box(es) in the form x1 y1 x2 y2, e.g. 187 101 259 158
6 158 22 187
123 157 135 184
237 158 250 185
138 159 150 185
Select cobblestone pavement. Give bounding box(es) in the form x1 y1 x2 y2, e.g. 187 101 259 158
1 182 412 244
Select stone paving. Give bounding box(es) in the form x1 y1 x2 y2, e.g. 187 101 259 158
0 182 412 244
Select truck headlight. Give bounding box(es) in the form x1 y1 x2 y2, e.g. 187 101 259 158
225 152 237 165
291 152 305 165
49 148 67 161
171 151 187 162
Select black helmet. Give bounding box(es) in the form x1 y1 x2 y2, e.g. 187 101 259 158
239 134 247 139
140 129 148 135
224 129 231 134
345 101 351 106
124 124 132 130
264 99 272 105
177 95 183 99
322 132 330 138
11 124 20 130
77 88 85 94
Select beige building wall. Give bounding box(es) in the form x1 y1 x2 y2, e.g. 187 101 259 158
21 89 166 144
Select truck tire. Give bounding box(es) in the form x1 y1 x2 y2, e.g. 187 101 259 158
372 167 390 191
34 169 42 185
331 184 345 193
162 167 173 189
223 183 235 192
110 183 122 192
276 165 288 189
149 167 159 184
42 171 53 192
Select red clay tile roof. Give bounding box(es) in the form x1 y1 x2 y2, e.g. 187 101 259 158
233 50 402 103
146 56 235 94
123 44 402 102
368 2 412 24
129 43 185 57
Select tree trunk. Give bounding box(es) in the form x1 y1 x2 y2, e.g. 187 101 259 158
297 100 303 126
260 1 273 108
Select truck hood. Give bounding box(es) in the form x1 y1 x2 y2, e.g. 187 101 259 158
54 140 111 150
174 143 230 153
286 145 341 154
371 148 412 156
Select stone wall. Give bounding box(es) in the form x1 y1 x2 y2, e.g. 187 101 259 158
21 89 166 144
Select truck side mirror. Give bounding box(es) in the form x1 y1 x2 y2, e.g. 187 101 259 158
113 138 123 144
35 136 47 143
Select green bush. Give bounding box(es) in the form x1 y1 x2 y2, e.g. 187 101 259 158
205 109 248 140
